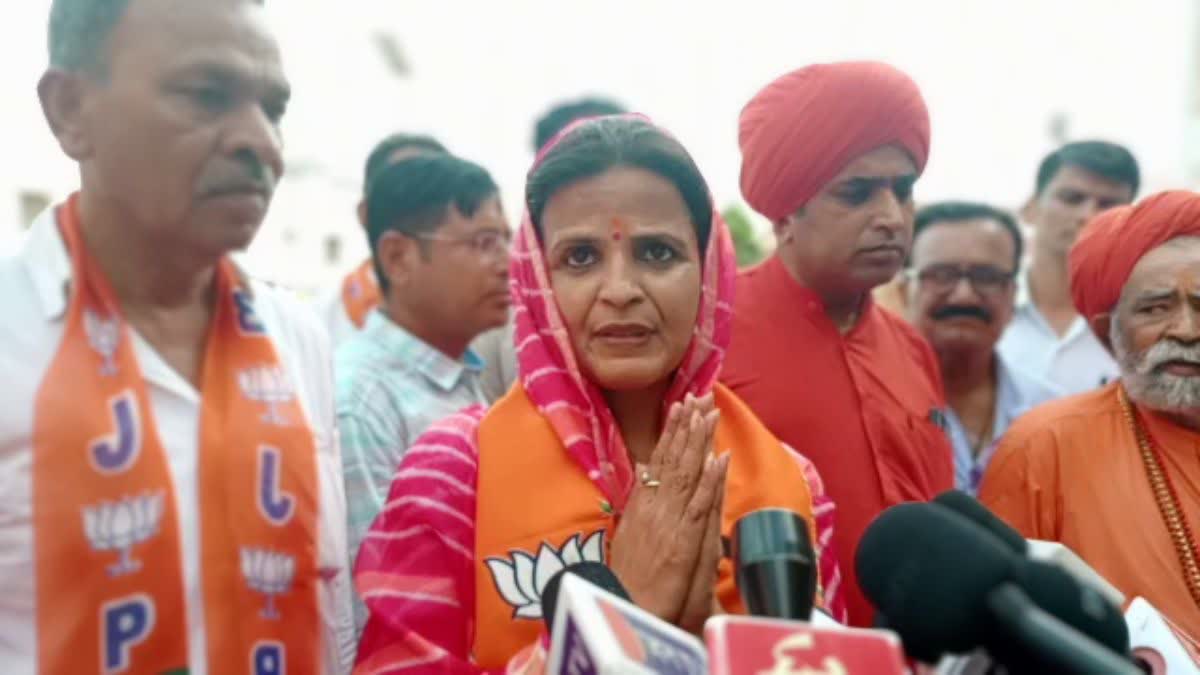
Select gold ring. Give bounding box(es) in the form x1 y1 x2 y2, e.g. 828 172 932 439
640 470 661 488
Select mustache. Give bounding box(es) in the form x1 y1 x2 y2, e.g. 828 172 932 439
1133 340 1200 375
931 304 993 323
195 152 278 197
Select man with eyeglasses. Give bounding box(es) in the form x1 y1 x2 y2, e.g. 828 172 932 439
902 202 1061 495
334 153 510 631
317 133 449 347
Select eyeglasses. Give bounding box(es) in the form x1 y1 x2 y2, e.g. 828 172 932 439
411 229 512 258
911 263 1016 298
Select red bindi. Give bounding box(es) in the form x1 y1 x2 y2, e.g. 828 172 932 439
610 217 625 241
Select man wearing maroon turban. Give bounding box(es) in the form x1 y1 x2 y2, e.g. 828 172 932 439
721 61 954 627
981 190 1200 641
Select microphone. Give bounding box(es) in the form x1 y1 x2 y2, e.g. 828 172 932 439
932 490 1026 551
933 490 1126 607
540 563 707 674
1013 556 1130 656
731 508 816 621
705 615 908 675
714 509 904 675
541 561 630 634
1125 597 1200 673
856 503 1141 673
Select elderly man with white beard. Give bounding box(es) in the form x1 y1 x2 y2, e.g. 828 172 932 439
981 190 1200 642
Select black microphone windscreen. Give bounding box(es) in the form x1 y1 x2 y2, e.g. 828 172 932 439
1016 559 1130 654
855 502 1017 660
540 561 630 634
732 508 816 620
933 490 1027 553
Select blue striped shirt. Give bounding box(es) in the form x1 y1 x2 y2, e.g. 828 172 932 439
334 310 486 624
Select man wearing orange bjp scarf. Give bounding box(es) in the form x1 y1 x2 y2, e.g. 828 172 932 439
0 0 354 672
352 116 842 673
722 61 955 627
982 190 1200 643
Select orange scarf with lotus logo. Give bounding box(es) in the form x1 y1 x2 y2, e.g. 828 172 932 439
32 195 320 674
340 259 381 329
472 382 816 667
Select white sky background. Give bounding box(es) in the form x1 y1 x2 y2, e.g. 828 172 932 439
0 0 1195 291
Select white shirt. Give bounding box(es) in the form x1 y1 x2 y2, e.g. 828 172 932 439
998 272 1119 396
315 284 361 349
0 209 355 674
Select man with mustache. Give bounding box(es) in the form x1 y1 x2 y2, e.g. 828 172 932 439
335 153 509 632
722 61 955 626
902 202 1060 496
998 141 1140 395
982 191 1200 640
0 0 354 672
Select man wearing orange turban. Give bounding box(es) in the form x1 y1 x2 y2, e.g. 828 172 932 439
981 190 1200 641
722 61 954 627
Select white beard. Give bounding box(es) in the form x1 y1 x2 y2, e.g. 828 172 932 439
1112 316 1200 413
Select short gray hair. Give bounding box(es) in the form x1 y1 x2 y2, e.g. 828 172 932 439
47 0 134 72
48 0 266 73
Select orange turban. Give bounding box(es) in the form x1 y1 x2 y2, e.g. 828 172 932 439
1069 190 1200 321
738 61 931 222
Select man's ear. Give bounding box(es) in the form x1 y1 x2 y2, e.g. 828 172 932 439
38 69 93 161
357 200 368 230
1090 312 1114 352
775 210 802 243
375 231 417 292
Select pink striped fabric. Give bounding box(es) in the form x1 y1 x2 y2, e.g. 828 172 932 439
352 115 843 673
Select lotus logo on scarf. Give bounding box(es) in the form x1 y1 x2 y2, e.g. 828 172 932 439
84 309 120 376
82 491 165 577
241 547 295 620
485 530 605 620
238 366 296 426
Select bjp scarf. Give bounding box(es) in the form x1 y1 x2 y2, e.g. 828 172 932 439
340 259 381 329
33 194 321 674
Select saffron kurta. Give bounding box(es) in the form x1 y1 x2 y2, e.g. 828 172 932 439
722 256 955 626
980 383 1200 639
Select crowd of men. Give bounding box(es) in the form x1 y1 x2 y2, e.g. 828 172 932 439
0 0 1196 673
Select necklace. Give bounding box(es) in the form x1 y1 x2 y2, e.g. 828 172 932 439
1116 386 1200 611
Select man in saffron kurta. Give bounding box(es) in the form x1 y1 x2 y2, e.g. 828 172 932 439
982 190 1200 641
722 61 955 627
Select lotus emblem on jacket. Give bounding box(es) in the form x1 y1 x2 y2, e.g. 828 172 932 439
241 547 295 620
82 491 165 577
485 530 605 620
